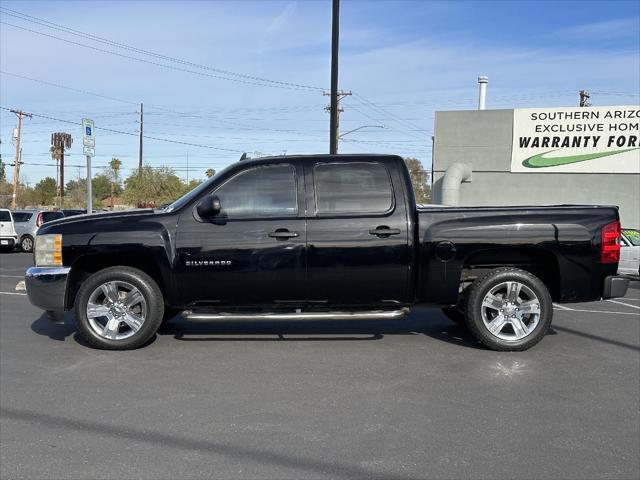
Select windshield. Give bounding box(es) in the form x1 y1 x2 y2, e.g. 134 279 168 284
164 172 219 212
623 229 640 246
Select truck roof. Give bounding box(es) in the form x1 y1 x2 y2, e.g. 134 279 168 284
237 153 401 166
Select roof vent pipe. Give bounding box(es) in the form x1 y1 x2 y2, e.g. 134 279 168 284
478 76 488 110
442 162 472 206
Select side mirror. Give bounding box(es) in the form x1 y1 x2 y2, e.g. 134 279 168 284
197 194 221 219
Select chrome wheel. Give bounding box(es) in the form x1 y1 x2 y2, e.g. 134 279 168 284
21 236 33 252
86 281 147 340
480 281 541 341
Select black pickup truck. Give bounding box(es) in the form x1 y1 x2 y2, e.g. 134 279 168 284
25 154 629 351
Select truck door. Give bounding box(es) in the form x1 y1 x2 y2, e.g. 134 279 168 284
305 159 411 306
175 161 306 306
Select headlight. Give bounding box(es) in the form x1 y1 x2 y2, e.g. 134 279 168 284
35 234 63 266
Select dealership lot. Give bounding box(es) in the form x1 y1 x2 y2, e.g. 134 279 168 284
1 252 638 479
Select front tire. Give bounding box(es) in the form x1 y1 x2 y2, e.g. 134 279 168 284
465 268 552 351
74 266 164 350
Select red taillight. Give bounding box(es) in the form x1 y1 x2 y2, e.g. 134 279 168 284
601 220 621 264
36 212 44 228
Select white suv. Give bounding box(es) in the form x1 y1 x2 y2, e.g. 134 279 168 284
620 228 640 277
0 209 18 251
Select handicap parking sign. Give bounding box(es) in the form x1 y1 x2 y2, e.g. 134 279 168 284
82 118 95 148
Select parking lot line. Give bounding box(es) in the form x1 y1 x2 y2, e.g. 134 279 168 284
0 291 27 296
553 303 572 310
606 299 640 310
554 307 638 316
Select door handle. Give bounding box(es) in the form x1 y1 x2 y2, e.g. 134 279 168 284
369 226 401 237
269 229 299 240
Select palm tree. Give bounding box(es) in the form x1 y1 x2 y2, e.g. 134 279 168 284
205 168 216 178
108 158 122 209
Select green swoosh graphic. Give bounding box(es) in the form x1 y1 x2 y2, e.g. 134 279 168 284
522 147 640 168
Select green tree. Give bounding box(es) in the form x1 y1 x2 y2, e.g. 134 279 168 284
33 177 57 206
404 157 431 204
0 179 13 208
65 179 85 207
0 139 4 182
183 179 203 194
123 165 186 207
105 158 123 209
205 168 216 178
108 158 122 191
92 174 113 201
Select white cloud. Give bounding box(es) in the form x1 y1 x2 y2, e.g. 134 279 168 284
547 17 640 40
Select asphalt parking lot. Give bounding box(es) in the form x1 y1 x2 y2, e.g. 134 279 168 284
1 251 639 480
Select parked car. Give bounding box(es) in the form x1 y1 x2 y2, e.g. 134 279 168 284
12 209 65 252
619 228 640 276
0 209 18 251
25 154 629 351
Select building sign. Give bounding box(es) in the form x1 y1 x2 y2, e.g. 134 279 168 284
511 106 640 173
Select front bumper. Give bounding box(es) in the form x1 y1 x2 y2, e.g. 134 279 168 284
603 275 629 299
25 266 71 312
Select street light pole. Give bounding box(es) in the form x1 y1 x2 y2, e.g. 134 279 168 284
338 124 385 139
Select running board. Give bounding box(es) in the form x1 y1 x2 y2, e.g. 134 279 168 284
181 308 410 322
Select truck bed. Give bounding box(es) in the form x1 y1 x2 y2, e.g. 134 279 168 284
415 204 620 304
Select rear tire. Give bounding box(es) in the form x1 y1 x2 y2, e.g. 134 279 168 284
20 235 34 253
465 267 552 351
74 266 164 350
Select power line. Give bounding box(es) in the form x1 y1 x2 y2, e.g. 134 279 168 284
352 93 428 134
346 97 427 143
0 21 282 90
0 106 245 153
0 70 140 105
1 7 325 91
0 71 330 129
0 9 324 92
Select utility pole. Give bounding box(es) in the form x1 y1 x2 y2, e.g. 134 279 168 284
324 90 351 153
10 109 31 209
329 0 341 155
55 156 60 207
138 102 144 172
51 133 73 208
579 90 591 107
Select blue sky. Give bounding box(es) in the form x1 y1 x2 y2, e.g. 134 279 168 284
1 0 639 185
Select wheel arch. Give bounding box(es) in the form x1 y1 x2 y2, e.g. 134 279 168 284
66 252 169 310
461 247 561 301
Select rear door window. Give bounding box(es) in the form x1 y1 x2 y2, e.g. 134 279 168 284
12 212 33 222
0 211 10 222
313 162 394 215
41 212 64 223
